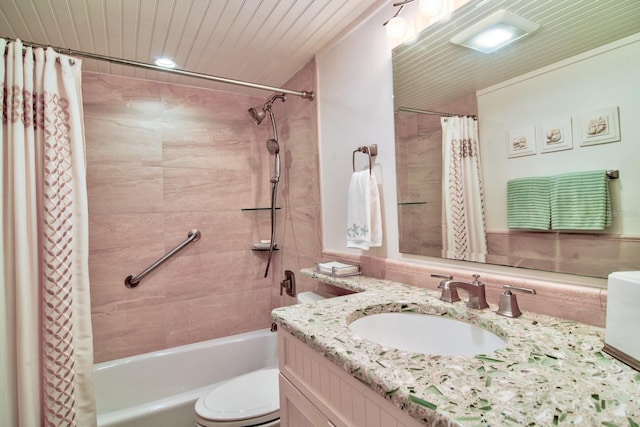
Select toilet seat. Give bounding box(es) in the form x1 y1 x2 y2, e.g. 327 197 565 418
195 367 280 427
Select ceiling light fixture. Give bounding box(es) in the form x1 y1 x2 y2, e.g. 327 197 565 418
154 57 177 68
450 10 539 53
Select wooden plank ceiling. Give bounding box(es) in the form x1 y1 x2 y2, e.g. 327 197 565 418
393 0 640 112
0 0 384 95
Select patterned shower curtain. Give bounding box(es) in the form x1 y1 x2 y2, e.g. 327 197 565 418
0 39 96 426
441 116 488 263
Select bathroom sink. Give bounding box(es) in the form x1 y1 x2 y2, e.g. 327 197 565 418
348 312 505 356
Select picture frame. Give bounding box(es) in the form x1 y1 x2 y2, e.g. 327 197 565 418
537 119 573 154
506 126 536 158
576 106 621 146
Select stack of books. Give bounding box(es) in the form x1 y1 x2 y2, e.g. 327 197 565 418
315 261 361 277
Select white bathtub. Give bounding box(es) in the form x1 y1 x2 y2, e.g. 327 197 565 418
93 329 278 427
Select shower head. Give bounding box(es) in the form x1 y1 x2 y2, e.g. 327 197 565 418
248 107 266 125
248 93 287 125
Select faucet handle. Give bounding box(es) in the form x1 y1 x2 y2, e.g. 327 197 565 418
472 274 482 284
431 274 460 303
504 285 536 294
496 285 536 318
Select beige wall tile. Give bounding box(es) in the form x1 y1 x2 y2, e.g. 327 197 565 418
87 166 164 214
86 61 322 362
89 213 166 313
163 167 252 212
85 118 162 167
92 304 168 362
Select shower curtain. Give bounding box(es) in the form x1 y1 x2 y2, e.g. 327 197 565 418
441 116 487 262
0 39 96 426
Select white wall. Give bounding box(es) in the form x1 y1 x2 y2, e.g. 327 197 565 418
478 35 640 235
316 2 399 257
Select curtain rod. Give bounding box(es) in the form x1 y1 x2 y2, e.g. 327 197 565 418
397 106 476 119
2 37 315 101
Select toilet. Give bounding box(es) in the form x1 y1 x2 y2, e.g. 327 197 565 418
194 291 326 427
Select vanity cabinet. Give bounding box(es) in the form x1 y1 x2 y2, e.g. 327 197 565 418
278 329 423 427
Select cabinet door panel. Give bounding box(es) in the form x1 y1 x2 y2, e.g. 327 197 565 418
280 373 328 427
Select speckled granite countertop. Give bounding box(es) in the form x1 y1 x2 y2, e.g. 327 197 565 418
271 269 640 426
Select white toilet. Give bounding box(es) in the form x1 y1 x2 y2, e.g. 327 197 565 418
194 291 326 427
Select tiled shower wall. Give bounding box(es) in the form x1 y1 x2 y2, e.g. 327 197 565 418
85 60 321 362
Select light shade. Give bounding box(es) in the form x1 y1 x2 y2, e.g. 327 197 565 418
386 16 408 45
450 10 539 53
419 0 444 18
154 57 177 68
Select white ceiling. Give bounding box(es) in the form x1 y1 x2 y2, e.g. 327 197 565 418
0 0 385 96
393 0 640 112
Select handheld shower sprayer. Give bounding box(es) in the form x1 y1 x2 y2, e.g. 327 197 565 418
266 138 280 183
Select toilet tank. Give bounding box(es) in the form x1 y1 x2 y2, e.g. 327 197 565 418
296 291 327 304
604 271 640 371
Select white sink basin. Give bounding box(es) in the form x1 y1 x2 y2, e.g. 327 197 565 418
348 312 506 356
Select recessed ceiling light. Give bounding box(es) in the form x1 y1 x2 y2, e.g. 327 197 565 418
154 57 177 68
450 10 539 53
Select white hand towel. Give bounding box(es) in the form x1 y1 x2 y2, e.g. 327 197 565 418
347 170 382 250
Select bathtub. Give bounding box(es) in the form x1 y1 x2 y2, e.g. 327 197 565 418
93 328 278 427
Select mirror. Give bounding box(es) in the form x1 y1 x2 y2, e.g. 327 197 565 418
393 0 640 278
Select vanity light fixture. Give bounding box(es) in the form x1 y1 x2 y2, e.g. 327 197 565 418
385 15 409 44
419 0 452 22
384 0 452 45
383 1 412 44
154 57 177 68
419 0 443 17
449 10 539 53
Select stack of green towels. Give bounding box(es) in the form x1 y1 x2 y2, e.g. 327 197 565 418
507 170 612 231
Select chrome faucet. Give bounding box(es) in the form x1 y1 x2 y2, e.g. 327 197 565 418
431 274 459 303
432 274 489 310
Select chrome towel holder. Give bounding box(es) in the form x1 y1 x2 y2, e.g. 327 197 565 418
352 144 378 175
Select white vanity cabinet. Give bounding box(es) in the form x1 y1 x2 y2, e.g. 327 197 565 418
278 329 423 427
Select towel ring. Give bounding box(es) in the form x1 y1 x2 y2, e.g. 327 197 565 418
352 144 378 175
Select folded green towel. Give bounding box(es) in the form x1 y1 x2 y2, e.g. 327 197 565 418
507 177 551 230
550 170 612 230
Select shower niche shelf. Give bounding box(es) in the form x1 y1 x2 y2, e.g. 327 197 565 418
244 208 281 252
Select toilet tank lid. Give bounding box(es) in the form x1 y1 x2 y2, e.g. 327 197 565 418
609 271 640 283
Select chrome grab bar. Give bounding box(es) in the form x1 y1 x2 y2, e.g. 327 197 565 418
124 229 201 288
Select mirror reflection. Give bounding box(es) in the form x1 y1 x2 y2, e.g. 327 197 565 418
392 0 640 278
